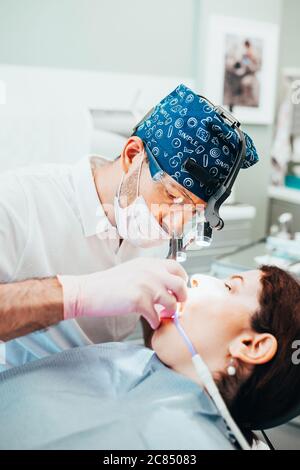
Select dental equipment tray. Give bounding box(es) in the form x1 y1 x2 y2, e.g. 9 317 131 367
211 238 300 279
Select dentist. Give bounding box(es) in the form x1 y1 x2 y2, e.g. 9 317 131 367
0 84 259 369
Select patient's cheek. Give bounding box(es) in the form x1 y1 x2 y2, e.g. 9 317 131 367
179 294 204 324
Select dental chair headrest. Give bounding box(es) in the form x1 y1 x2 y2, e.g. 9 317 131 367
253 401 300 430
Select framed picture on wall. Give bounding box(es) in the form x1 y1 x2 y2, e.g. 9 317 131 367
203 16 280 125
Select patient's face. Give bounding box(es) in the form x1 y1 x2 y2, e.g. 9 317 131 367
151 270 262 375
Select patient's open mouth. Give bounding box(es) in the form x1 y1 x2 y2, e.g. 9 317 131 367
160 302 184 322
159 310 175 321
160 317 173 323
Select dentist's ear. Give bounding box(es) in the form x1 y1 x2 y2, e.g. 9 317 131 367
121 137 145 173
229 331 278 366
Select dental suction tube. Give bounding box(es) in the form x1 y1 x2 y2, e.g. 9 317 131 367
192 355 251 451
173 310 251 450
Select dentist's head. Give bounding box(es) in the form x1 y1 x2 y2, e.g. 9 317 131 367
152 265 300 435
99 84 259 249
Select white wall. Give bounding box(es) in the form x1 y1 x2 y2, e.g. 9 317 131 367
1 0 300 240
0 0 195 77
0 64 193 170
194 0 283 240
280 0 300 69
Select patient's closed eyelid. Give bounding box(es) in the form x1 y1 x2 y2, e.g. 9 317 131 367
224 282 232 292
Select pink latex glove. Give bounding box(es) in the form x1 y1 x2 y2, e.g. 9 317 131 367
57 258 188 329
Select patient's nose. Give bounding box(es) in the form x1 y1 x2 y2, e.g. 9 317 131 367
190 274 220 289
190 274 205 287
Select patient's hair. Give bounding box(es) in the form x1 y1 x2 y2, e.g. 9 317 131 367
216 265 300 442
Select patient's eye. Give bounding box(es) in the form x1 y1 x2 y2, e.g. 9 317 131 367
224 282 232 292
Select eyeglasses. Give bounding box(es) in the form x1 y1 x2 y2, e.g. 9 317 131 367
145 148 209 239
149 158 199 211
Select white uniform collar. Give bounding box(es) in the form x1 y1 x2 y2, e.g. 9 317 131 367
72 155 117 238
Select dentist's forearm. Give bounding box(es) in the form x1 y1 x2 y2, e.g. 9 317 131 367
0 258 188 341
0 278 63 341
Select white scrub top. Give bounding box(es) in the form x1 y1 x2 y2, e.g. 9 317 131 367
0 155 168 368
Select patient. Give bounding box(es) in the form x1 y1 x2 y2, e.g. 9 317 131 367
0 265 299 450
153 265 300 438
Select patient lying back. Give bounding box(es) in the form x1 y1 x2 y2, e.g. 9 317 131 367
0 341 234 450
0 265 299 449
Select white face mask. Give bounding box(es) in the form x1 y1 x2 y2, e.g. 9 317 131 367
114 159 170 248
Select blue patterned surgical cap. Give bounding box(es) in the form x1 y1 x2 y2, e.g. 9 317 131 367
134 84 259 202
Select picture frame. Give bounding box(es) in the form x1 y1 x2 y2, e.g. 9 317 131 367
203 16 280 125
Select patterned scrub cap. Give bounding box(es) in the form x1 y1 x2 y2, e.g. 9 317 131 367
133 84 259 202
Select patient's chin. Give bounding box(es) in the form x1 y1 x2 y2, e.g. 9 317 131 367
154 317 171 335
151 317 173 350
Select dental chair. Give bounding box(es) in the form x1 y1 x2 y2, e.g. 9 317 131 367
255 402 300 450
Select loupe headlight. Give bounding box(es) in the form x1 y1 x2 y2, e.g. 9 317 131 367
167 235 187 263
188 207 213 248
195 220 213 247
165 208 215 263
175 209 213 258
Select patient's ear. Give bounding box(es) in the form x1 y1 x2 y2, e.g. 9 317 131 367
229 331 278 365
120 136 145 173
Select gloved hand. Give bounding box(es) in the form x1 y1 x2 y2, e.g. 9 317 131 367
57 258 188 329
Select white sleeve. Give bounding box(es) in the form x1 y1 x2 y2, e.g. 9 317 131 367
0 173 29 282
